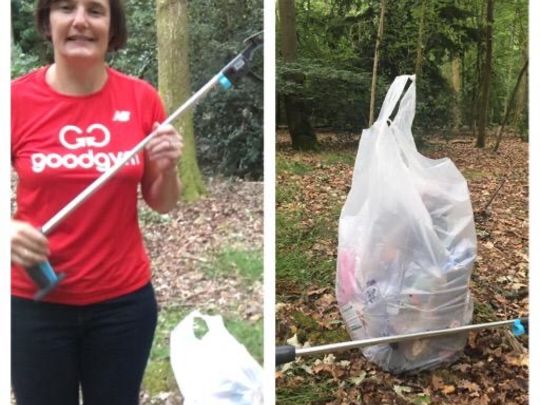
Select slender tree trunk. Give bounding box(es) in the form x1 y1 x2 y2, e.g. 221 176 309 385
471 46 480 135
415 0 427 78
156 0 205 201
471 0 484 135
499 0 518 124
512 46 528 129
369 0 386 126
451 55 462 134
278 0 318 150
493 59 528 152
476 0 494 148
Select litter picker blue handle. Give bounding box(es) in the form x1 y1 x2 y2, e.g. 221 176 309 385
25 261 65 301
512 317 528 336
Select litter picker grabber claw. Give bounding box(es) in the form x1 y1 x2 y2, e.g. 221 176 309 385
25 31 264 301
276 317 528 366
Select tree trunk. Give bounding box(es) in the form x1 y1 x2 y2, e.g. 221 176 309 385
451 55 462 134
278 0 318 150
414 0 427 78
493 59 528 152
476 0 494 148
512 46 528 130
369 0 386 126
156 0 205 201
471 0 484 135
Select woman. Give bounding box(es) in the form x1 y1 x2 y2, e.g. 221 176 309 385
10 0 183 403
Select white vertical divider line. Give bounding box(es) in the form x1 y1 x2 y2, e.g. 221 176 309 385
528 1 537 403
1 1 11 403
263 0 276 402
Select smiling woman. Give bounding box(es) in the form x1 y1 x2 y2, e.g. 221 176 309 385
35 0 125 94
48 1 111 62
10 0 185 404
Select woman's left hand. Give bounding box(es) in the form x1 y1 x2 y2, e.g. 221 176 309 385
145 122 184 173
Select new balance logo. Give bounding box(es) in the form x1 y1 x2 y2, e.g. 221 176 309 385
113 110 131 122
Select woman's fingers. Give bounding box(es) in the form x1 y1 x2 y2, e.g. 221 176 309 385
11 220 49 267
145 123 184 171
12 248 48 269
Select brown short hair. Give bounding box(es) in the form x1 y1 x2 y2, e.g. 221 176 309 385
35 0 128 52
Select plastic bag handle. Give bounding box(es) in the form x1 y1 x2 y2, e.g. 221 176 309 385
176 310 226 341
376 74 415 126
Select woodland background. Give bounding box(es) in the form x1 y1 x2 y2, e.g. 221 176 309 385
276 0 529 403
277 0 528 150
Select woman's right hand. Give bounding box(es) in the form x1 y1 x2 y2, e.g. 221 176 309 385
11 220 49 268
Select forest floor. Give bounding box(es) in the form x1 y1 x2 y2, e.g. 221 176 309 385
139 178 264 404
275 130 528 404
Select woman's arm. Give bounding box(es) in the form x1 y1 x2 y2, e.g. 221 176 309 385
141 123 184 213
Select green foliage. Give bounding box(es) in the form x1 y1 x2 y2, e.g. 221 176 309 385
189 0 263 179
11 0 45 77
456 0 527 133
276 158 312 175
108 0 157 84
320 151 356 166
138 205 172 225
11 43 40 79
413 394 432 405
143 305 189 396
279 0 527 134
278 60 373 130
204 247 263 283
276 207 337 293
277 382 336 404
224 317 264 364
12 0 51 64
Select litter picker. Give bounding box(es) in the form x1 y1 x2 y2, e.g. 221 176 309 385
276 317 528 366
25 31 264 300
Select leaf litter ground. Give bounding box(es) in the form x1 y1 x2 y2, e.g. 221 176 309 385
142 178 263 317
139 178 263 404
276 130 528 405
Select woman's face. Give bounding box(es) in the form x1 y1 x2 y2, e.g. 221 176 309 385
48 0 111 64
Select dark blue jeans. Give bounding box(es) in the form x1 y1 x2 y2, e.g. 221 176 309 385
11 283 158 405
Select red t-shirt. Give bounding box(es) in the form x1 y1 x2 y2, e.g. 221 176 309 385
11 66 166 305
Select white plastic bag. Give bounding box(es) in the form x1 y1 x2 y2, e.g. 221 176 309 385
170 311 264 404
336 75 477 373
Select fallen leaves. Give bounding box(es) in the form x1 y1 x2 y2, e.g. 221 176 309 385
276 131 528 404
140 178 263 404
143 178 263 316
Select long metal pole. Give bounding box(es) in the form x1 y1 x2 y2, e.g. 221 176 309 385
41 74 221 236
295 319 518 358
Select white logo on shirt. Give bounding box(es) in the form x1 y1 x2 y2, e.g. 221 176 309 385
59 124 111 150
113 111 131 122
30 123 141 173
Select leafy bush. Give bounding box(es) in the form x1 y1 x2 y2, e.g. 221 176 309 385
189 0 263 179
11 43 40 79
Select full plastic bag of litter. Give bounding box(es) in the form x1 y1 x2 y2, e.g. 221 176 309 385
170 310 264 404
336 75 477 373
